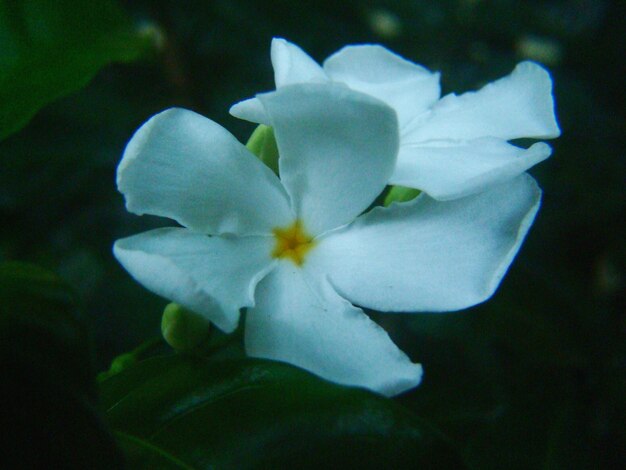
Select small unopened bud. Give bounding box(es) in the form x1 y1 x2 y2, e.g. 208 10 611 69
245 125 279 174
109 352 136 374
161 303 211 351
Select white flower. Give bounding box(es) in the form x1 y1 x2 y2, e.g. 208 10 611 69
231 38 560 200
114 84 541 396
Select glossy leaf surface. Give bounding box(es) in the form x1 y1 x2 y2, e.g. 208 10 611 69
101 354 465 469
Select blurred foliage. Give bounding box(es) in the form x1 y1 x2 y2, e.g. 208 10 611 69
0 0 624 468
0 262 124 467
0 0 149 140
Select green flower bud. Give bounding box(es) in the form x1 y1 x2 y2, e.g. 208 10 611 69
98 337 163 381
97 352 137 381
245 124 279 175
384 185 421 206
109 352 136 374
161 303 210 351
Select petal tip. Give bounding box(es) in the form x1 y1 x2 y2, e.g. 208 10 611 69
528 141 553 159
229 99 253 120
380 362 423 397
513 61 561 138
271 36 288 49
483 174 542 298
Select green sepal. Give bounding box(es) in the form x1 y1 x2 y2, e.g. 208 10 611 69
245 124 279 174
384 185 422 206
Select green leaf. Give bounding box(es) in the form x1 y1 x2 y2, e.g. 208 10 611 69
0 262 124 467
384 185 421 206
245 124 279 174
101 354 466 469
0 0 149 140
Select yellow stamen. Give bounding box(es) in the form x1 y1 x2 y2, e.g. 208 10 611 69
271 220 315 266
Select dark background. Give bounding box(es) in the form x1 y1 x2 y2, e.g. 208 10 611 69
1 1 623 468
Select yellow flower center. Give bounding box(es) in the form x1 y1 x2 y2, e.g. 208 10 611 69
271 220 315 266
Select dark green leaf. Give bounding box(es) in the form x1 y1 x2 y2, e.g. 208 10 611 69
101 355 465 469
0 0 149 140
0 262 124 468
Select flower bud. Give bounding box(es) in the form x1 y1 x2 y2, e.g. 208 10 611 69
161 303 210 351
245 124 279 174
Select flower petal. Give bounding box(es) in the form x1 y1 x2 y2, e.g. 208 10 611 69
308 174 541 312
404 61 560 142
118 108 293 236
271 37 329 87
323 44 441 128
113 228 275 333
391 138 552 200
257 83 399 235
245 263 423 396
230 39 328 124
229 97 271 125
